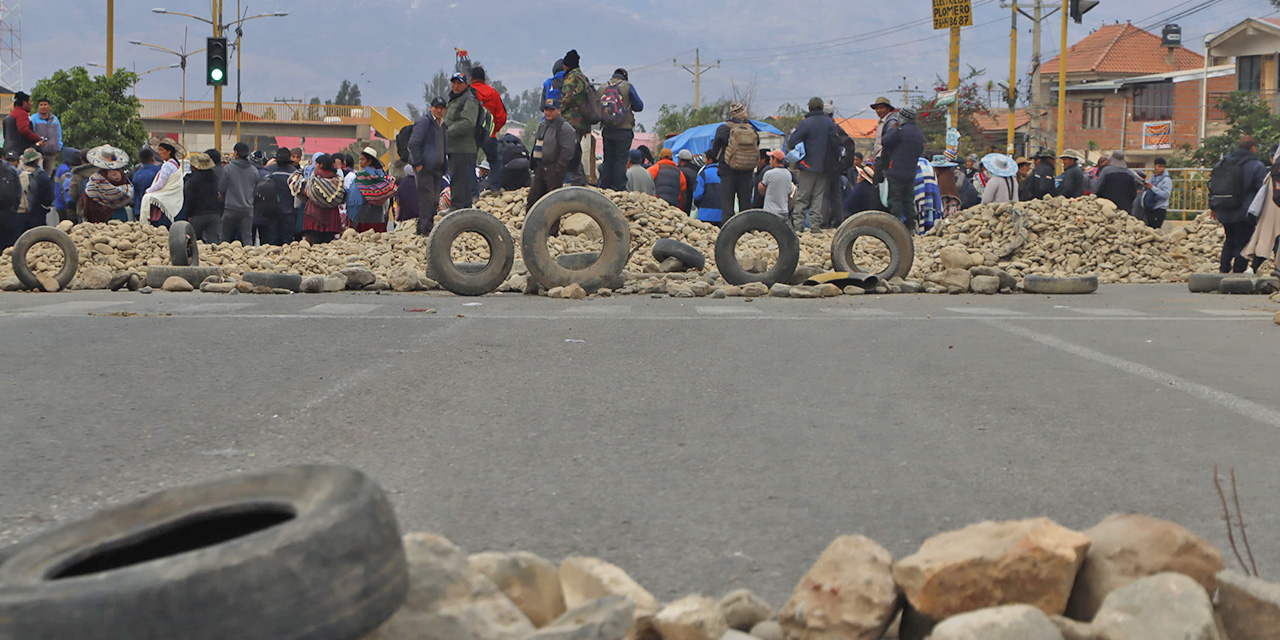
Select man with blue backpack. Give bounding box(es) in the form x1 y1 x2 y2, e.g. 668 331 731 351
599 68 644 191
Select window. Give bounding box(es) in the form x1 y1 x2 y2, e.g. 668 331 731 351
1131 81 1173 121
1239 55 1262 92
1082 99 1105 129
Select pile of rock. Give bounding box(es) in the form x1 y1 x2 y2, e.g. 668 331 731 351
914 196 1242 284
361 512 1273 640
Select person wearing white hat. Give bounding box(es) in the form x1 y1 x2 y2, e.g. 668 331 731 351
348 146 393 233
979 153 1019 205
80 145 134 223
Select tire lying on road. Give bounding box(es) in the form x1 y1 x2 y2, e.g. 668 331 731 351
1022 273 1099 294
830 211 914 281
652 238 706 271
169 220 199 266
0 465 407 640
11 227 79 291
1187 272 1232 293
427 208 515 296
714 209 800 286
242 271 303 293
1217 275 1280 294
145 265 224 288
523 187 629 293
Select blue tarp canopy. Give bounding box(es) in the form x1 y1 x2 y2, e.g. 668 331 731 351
662 119 785 156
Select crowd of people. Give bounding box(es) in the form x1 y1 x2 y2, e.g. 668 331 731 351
2 55 1277 276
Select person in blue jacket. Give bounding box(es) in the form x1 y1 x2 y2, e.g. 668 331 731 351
130 146 160 221
693 159 722 226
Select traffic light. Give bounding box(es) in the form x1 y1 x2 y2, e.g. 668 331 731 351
206 37 228 86
1070 0 1099 24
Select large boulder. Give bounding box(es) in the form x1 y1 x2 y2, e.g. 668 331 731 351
1064 514 1225 621
388 265 423 292
778 535 900 640
526 596 635 640
78 265 113 290
892 518 1090 620
469 551 566 628
1090 573 1221 640
560 556 659 617
940 245 976 270
340 266 377 289
1215 569 1280 640
363 532 534 640
718 589 773 631
926 605 1064 640
652 595 728 640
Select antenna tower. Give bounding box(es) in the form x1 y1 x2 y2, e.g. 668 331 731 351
0 0 21 91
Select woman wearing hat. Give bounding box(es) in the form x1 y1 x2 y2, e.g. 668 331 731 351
183 152 224 244
140 138 186 227
979 153 1019 205
79 145 134 223
301 154 345 244
347 147 394 233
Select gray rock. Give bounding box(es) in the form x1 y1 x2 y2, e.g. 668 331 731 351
927 605 1064 640
748 620 783 640
78 266 113 290
718 589 773 632
367 279 392 291
660 256 688 273
789 265 825 285
339 266 377 289
271 288 293 295
1216 569 1280 640
710 289 727 299
323 273 349 292
1 277 24 291
389 266 423 292
469 551 566 627
527 596 634 640
36 274 60 292
789 285 822 299
740 283 769 297
843 285 866 295
899 280 923 294
1091 573 1221 640
1048 615 1095 640
200 282 236 293
768 283 792 297
970 275 1000 295
139 286 153 294
421 276 440 290
300 275 326 293
970 266 1017 290
161 276 194 292
127 274 142 291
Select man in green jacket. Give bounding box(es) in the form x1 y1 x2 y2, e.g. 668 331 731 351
558 50 591 185
444 72 481 210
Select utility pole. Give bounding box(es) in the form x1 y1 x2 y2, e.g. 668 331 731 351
106 0 113 77
948 26 961 125
1007 1 1018 154
896 79 926 108
674 48 719 109
1004 0 1059 156
1056 0 1068 163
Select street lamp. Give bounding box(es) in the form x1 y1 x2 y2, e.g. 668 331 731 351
129 37 206 150
153 3 288 149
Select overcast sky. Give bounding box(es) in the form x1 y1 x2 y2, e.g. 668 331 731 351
17 0 1279 128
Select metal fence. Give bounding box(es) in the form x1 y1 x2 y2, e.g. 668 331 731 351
138 99 376 123
1166 168 1210 221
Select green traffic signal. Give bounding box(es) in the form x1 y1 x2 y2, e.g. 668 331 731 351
206 36 228 86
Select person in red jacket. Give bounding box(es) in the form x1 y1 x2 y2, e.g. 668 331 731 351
469 66 507 194
3 92 44 155
647 148 687 209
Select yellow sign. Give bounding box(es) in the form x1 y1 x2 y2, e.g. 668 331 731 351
933 0 973 29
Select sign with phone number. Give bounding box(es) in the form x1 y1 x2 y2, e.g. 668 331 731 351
933 0 974 29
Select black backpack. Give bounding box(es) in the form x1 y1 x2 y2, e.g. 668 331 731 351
0 163 21 211
253 177 279 220
395 123 414 164
1209 155 1246 211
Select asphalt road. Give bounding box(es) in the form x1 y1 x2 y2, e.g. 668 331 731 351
0 285 1276 605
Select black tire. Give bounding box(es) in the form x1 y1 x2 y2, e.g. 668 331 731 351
1188 272 1230 293
242 272 303 293
1219 276 1258 294
427 208 515 296
12 227 79 292
0 465 407 640
713 209 800 286
522 187 629 292
145 265 224 288
652 238 706 271
169 220 199 266
1023 273 1099 294
555 253 624 290
830 211 914 281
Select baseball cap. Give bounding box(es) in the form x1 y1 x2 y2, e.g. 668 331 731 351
677 149 693 161
769 149 785 161
450 72 467 83
543 98 562 110
430 97 447 108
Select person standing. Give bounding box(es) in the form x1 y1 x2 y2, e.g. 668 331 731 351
183 152 223 243
878 107 925 231
221 142 258 245
526 98 576 213
301 154 345 244
963 154 980 184
692 159 722 226
599 68 644 191
409 97 448 235
30 98 61 174
1015 157 1032 196
131 147 160 223
751 149 771 209
19 148 52 231
1056 150 1086 199
1243 146 1280 273
787 97 836 231
626 149 655 195
558 50 592 186
1086 154 1109 194
0 157 22 250
141 140 185 227
647 148 687 209
758 150 793 221
707 102 758 222
1094 150 1142 213
53 147 79 222
469 66 508 193
1022 150 1057 201
262 148 297 245
348 147 391 233
81 146 133 223
869 97 896 170
677 149 698 214
979 153 1020 205
3 92 44 156
1140 157 1172 230
444 72 481 210
822 103 855 228
1210 137 1268 273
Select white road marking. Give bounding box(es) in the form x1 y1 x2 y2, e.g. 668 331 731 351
696 306 763 315
988 319 1280 429
1068 308 1148 317
300 303 382 315
8 300 137 314
819 308 899 317
167 303 257 313
945 307 1028 316
561 306 634 315
1197 309 1274 316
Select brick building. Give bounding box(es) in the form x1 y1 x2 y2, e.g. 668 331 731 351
1208 17 1280 111
1042 23 1235 167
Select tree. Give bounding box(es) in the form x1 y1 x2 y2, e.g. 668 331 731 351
306 97 322 121
763 103 805 135
1190 92 1280 165
502 87 544 128
912 66 992 156
421 70 452 109
342 139 387 163
262 106 278 121
405 103 422 120
31 67 146 152
653 99 732 142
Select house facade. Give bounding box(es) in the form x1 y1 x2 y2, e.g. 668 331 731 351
1207 17 1280 112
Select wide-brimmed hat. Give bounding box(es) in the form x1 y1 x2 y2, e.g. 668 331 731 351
189 152 215 170
21 148 41 166
982 153 1018 178
360 146 380 160
930 154 957 168
1015 156 1030 165
1033 148 1057 159
87 145 130 170
147 135 185 159
1059 149 1083 161
870 96 895 109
